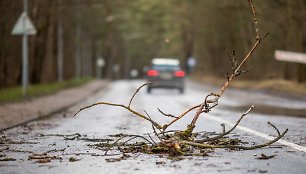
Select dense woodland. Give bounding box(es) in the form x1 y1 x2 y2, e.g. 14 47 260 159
1 0 306 88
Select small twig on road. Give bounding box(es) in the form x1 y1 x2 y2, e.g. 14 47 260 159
256 153 277 160
268 121 281 136
44 148 66 154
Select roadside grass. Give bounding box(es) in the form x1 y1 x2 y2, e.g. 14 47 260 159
231 79 306 95
194 75 306 96
0 77 93 103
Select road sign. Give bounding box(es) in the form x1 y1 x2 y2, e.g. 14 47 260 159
275 50 306 64
96 58 105 67
130 69 139 78
11 12 37 35
11 0 36 97
187 57 196 67
96 58 105 79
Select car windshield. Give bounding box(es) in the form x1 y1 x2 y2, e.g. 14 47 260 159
151 65 180 71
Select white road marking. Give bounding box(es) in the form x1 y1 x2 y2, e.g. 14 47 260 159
206 115 306 153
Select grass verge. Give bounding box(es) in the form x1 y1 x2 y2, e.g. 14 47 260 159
193 75 306 96
0 77 93 103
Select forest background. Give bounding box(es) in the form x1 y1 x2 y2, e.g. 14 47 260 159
1 0 305 88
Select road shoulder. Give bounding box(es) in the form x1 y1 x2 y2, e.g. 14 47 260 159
192 75 306 101
0 80 108 131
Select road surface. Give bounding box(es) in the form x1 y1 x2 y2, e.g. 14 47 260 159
1 80 306 174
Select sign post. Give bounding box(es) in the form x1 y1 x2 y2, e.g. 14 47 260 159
275 50 306 64
11 0 36 96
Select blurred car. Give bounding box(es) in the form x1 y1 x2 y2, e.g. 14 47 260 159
146 58 185 93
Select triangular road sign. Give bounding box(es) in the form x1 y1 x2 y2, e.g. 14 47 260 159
11 12 37 35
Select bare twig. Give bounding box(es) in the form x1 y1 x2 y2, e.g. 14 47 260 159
248 0 260 39
221 124 226 134
75 102 162 129
184 128 288 150
218 39 260 98
104 134 155 155
162 95 221 130
268 122 280 136
121 135 154 146
162 104 200 130
147 133 157 145
104 135 127 155
152 125 162 141
158 108 178 118
128 82 151 108
195 106 254 143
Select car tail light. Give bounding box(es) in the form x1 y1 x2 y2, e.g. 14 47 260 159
147 70 159 76
174 70 185 77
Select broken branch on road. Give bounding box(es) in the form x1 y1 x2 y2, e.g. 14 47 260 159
74 0 288 158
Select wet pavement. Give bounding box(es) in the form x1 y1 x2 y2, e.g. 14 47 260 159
0 80 306 174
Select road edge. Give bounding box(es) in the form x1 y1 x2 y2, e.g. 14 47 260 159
0 81 109 133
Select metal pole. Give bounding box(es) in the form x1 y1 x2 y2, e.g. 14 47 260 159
57 0 64 82
22 0 28 96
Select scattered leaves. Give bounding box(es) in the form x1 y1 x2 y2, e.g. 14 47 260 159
36 159 51 163
0 137 37 145
256 154 276 160
105 153 131 163
69 157 80 162
28 153 62 163
156 161 166 165
0 157 16 161
259 170 268 173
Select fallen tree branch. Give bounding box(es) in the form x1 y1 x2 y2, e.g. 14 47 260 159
74 0 288 158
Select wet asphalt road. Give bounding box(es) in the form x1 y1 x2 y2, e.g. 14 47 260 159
1 80 306 174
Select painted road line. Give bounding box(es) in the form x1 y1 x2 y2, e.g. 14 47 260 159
206 115 306 153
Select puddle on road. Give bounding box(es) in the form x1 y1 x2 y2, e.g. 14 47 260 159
221 104 306 118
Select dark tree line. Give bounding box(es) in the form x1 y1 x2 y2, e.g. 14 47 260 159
1 0 306 88
1 0 70 88
192 0 306 82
